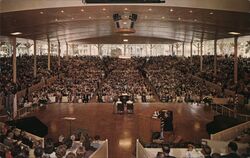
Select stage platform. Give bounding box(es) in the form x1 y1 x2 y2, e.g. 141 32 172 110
26 102 214 158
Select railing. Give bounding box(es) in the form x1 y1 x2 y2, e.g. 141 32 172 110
202 139 249 154
210 121 250 141
0 122 44 148
190 75 245 104
89 139 108 158
211 104 250 121
136 139 151 158
16 105 39 119
136 139 204 158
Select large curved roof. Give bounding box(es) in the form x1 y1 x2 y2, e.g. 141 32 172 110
0 0 250 44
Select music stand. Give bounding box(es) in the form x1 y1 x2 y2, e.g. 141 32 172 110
62 117 76 136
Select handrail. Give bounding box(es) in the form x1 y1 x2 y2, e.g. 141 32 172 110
211 104 250 121
0 122 44 148
210 121 250 141
89 139 108 158
17 107 28 118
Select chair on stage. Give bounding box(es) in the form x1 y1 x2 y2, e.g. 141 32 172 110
117 102 124 114
127 102 134 114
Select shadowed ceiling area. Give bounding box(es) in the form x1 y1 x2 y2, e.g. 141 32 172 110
0 3 250 43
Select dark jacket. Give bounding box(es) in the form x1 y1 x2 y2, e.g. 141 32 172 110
222 153 240 158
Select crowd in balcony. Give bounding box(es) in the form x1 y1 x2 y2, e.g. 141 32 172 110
33 56 105 103
173 55 250 98
0 55 58 95
1 53 249 106
143 56 217 102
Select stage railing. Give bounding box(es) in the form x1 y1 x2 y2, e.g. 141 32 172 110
202 139 249 154
16 105 40 119
136 139 150 158
0 122 44 148
89 139 108 158
136 139 204 158
211 104 250 121
190 75 245 104
210 121 250 141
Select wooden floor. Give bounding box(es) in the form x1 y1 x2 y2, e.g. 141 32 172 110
28 102 214 158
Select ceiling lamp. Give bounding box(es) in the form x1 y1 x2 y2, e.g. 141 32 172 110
11 32 22 35
228 32 241 35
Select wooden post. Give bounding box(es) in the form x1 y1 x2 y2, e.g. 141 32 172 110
47 38 51 71
58 40 61 67
214 39 217 76
182 42 185 57
33 39 37 78
190 41 193 63
12 37 17 83
66 42 69 61
200 41 203 72
234 36 238 84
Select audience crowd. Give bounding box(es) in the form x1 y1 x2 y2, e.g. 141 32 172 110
0 123 103 158
0 55 58 95
1 54 249 109
175 55 250 98
156 141 250 158
144 56 217 102
98 57 153 102
32 56 105 103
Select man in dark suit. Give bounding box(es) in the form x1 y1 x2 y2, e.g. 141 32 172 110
161 144 176 158
222 142 240 158
201 145 212 158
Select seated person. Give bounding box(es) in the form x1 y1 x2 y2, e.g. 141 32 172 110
201 145 212 158
185 144 201 158
126 98 134 113
116 99 123 113
161 144 176 158
91 135 101 149
156 152 165 158
222 142 240 158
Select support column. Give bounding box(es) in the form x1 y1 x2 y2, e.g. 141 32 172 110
124 44 126 56
12 37 17 83
33 39 37 78
176 44 178 56
234 36 238 84
182 42 185 57
150 44 153 56
97 44 101 56
214 39 217 76
169 44 171 55
89 45 92 55
66 42 69 61
190 41 193 64
200 41 203 72
58 40 61 67
171 44 174 56
47 38 51 71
